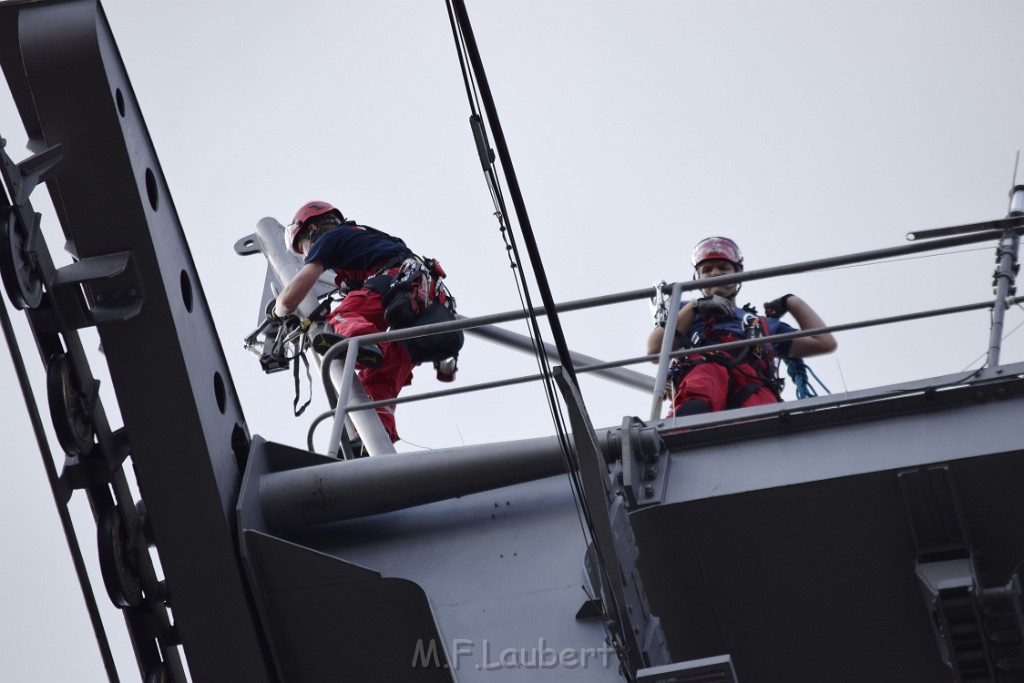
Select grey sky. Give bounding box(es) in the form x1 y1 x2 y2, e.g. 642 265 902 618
3 1 1024 680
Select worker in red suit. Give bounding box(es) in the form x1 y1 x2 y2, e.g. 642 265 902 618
647 236 837 416
272 201 415 443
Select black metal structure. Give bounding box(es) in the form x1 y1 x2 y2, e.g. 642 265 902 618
4 2 1024 683
0 1 269 680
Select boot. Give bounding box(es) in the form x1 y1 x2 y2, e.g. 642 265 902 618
310 331 384 369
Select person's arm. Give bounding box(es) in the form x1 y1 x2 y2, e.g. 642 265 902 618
780 295 837 357
646 301 698 358
273 261 326 317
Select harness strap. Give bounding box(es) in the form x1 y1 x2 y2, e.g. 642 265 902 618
353 221 409 249
725 374 775 408
717 346 750 367
726 382 762 409
292 339 313 417
335 252 415 290
671 348 784 410
360 254 419 295
372 254 413 275
363 273 394 295
724 361 784 408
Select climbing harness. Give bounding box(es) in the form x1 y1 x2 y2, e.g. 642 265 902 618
380 256 465 364
243 249 465 419
665 303 785 408
663 301 830 405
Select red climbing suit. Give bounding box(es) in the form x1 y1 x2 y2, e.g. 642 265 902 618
303 220 416 443
669 357 780 415
668 307 789 416
327 269 415 442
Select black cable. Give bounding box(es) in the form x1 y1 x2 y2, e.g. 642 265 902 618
447 1 578 386
445 3 580 487
446 0 577 481
445 1 573 472
446 3 637 677
0 296 120 682
445 2 478 117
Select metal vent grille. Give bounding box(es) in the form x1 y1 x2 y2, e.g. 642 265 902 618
637 654 737 683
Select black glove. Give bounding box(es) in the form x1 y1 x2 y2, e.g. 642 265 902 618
308 299 332 323
265 299 282 320
764 294 794 318
693 295 734 318
265 299 298 327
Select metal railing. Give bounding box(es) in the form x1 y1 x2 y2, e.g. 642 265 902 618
310 215 1024 457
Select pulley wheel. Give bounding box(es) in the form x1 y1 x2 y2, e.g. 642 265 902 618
0 207 43 309
97 506 143 608
46 352 95 457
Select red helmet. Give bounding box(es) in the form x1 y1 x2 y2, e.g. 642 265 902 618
692 236 743 272
292 200 344 227
285 201 345 255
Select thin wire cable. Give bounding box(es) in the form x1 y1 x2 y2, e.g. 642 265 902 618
445 3 635 675
446 0 587 536
815 246 990 272
446 0 579 496
0 297 120 681
959 302 1024 372
448 14 595 594
446 4 562 432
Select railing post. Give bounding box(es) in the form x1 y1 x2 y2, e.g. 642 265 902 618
326 339 362 458
650 282 683 420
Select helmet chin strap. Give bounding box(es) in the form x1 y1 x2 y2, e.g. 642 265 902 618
701 282 741 300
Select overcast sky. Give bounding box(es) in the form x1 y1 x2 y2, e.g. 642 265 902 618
4 1 1024 680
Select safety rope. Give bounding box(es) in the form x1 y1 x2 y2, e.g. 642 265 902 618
784 357 831 399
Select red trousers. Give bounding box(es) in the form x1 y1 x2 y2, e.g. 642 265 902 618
670 360 779 416
327 273 414 442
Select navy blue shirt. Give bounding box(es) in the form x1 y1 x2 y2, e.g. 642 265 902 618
682 300 796 358
305 224 411 277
